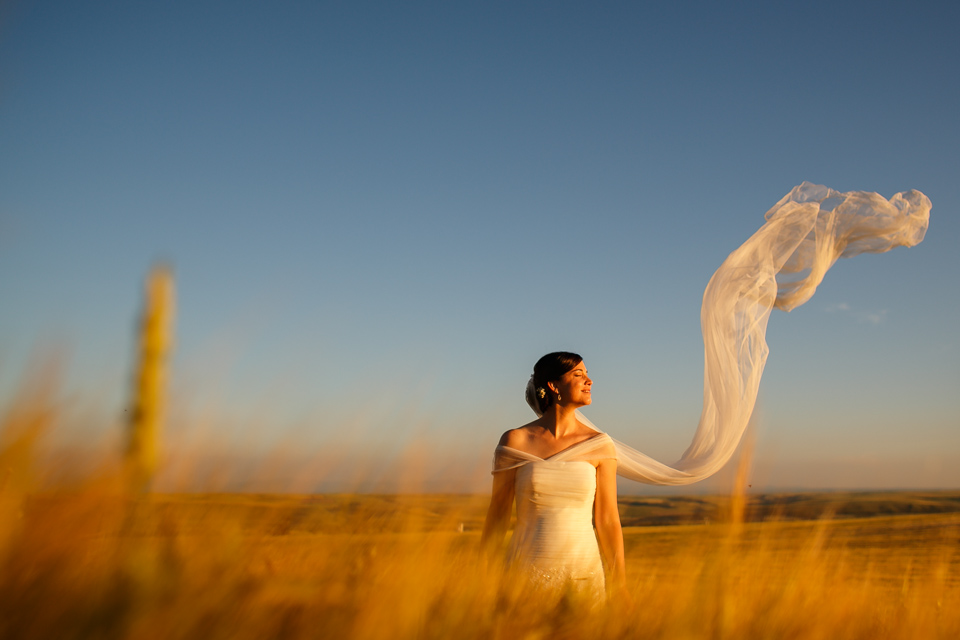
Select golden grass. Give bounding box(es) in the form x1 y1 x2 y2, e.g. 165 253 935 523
3 488 959 637
2 392 958 638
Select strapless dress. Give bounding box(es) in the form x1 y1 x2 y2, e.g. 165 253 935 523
494 433 615 597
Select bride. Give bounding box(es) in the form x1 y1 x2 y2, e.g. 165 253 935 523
481 352 624 598
479 183 931 601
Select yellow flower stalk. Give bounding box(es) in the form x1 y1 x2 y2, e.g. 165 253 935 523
125 264 175 492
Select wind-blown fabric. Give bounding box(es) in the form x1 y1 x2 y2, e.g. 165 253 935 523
555 183 931 485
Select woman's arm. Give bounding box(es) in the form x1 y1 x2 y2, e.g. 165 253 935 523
594 457 626 591
480 467 516 555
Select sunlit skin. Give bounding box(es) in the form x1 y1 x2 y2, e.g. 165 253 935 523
481 362 627 595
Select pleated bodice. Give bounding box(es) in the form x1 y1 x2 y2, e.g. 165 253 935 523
493 433 615 595
508 460 603 589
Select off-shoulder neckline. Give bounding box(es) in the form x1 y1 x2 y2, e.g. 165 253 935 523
497 432 610 461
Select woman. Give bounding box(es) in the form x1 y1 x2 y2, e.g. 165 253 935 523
481 352 625 598
478 185 931 601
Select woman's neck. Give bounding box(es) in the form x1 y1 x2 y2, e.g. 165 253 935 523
541 404 581 438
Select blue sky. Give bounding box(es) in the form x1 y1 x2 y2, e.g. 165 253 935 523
1 1 957 492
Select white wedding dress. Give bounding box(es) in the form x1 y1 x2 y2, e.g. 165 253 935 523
494 433 616 596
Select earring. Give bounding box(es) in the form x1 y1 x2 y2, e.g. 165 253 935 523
557 393 561 402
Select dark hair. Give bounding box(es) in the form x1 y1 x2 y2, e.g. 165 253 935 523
526 351 583 414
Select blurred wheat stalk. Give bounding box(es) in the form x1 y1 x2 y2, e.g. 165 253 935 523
125 264 175 492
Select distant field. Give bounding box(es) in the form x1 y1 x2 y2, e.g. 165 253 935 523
30 488 957 533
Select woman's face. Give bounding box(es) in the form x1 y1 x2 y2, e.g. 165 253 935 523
551 361 592 407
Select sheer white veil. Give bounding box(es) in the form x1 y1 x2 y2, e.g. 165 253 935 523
525 183 931 485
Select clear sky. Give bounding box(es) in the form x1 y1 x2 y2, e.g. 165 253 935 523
1 1 957 493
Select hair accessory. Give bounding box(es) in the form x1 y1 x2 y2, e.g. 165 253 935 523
537 387 546 399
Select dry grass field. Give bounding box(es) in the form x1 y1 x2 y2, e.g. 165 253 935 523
2 386 958 639
3 482 959 638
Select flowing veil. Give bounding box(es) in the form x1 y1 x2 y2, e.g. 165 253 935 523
529 183 931 485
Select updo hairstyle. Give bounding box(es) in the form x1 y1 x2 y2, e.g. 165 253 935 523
525 351 583 415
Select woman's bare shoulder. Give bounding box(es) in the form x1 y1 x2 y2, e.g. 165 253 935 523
497 421 542 448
